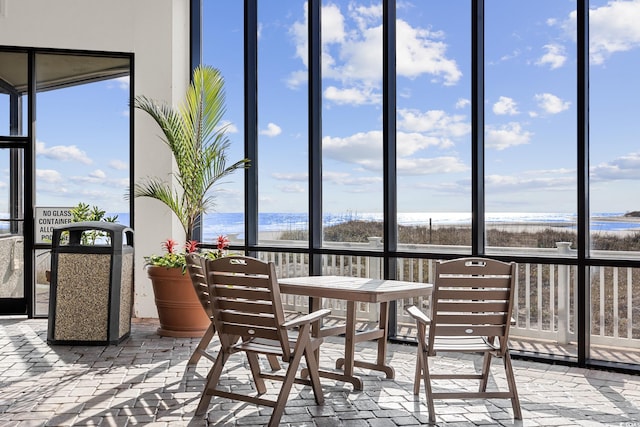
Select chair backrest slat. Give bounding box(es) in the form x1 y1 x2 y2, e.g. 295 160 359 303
437 301 511 313
430 257 516 355
217 299 278 315
436 313 507 325
219 311 277 328
211 273 271 289
223 323 281 341
435 324 506 337
437 289 510 301
214 284 273 301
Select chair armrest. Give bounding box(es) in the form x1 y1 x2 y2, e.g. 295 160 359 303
406 305 431 325
283 308 331 329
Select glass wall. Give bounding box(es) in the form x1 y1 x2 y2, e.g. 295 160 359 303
321 0 384 246
484 0 578 255
202 1 246 245
396 1 472 252
257 1 309 246
201 1 640 372
589 0 640 258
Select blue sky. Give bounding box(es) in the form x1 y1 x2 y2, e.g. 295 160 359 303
5 0 639 218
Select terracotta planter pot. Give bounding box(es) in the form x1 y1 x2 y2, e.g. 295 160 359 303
147 266 210 337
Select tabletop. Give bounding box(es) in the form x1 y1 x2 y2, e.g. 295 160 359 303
278 275 432 303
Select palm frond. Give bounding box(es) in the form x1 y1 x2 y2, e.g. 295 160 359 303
133 65 249 241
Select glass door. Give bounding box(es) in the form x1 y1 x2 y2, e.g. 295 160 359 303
0 49 27 315
0 147 25 314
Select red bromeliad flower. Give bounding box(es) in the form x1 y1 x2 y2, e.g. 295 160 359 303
216 235 230 251
184 240 200 254
162 238 178 254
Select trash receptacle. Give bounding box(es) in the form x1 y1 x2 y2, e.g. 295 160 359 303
47 221 134 345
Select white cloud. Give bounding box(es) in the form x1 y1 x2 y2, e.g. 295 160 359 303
323 171 382 186
536 44 566 69
285 70 308 89
397 156 469 176
455 98 470 109
272 172 307 181
260 123 282 137
485 122 532 150
217 120 238 134
591 151 640 180
559 0 640 65
486 172 575 192
108 160 128 170
36 169 63 183
397 109 470 140
493 96 519 116
534 93 570 114
89 169 107 179
288 4 461 88
324 86 381 105
278 184 306 193
36 141 92 164
115 76 129 90
396 19 461 85
323 128 467 176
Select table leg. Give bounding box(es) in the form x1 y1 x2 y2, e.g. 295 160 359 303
342 300 356 377
336 301 395 380
304 297 363 390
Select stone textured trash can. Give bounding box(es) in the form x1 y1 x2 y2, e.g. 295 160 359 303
47 221 134 345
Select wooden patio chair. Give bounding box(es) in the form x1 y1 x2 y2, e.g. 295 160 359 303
185 254 281 370
195 255 331 427
406 257 522 423
185 254 217 366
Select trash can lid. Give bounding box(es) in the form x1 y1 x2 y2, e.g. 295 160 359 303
52 221 133 248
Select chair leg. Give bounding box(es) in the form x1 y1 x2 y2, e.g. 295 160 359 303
503 351 522 420
301 324 324 405
421 352 435 424
188 323 215 366
413 349 422 395
196 350 229 416
246 352 267 394
413 322 427 396
267 355 281 371
268 334 309 427
479 351 492 392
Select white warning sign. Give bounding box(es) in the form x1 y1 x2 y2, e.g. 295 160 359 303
35 207 73 244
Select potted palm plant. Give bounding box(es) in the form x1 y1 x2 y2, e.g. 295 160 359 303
134 65 248 337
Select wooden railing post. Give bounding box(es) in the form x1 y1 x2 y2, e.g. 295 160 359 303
556 242 572 344
367 237 383 279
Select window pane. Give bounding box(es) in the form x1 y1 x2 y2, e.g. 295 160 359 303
589 0 640 258
203 1 246 245
0 51 28 137
589 265 640 364
321 0 383 247
35 54 130 224
396 1 472 253
485 0 577 255
258 0 309 246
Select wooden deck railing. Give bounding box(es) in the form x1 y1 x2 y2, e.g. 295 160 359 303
253 238 640 350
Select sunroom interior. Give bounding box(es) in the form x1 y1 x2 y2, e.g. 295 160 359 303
1 0 639 378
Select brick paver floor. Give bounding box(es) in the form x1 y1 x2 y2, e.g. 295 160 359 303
1 318 639 426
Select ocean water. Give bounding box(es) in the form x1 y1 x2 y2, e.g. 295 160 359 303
4 211 639 242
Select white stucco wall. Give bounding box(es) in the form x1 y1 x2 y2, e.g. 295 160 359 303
0 0 190 318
